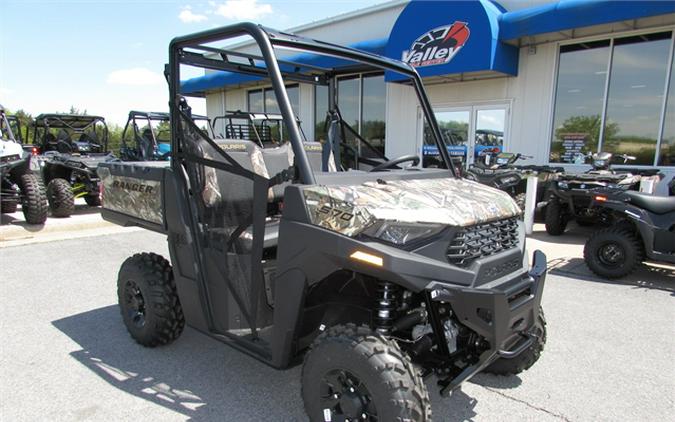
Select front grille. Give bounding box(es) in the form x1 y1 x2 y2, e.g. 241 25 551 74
446 217 519 266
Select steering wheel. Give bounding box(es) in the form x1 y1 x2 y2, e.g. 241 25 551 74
369 154 420 172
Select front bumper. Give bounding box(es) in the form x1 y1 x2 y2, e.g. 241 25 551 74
431 249 547 395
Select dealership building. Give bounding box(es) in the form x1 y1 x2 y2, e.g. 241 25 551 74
183 0 675 194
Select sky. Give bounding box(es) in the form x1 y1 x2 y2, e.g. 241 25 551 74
0 0 388 126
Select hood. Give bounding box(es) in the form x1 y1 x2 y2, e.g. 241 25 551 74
0 139 24 158
302 177 520 237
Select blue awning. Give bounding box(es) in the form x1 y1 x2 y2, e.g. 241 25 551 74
181 38 387 95
385 0 519 80
499 0 675 41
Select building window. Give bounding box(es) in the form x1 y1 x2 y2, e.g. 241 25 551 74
314 73 386 155
549 31 675 166
247 85 299 115
314 85 329 141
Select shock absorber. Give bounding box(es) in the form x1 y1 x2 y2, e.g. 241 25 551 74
375 281 398 334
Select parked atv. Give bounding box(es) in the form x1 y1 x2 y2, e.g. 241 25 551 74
119 111 212 161
583 188 675 278
99 23 547 421
545 151 661 235
465 150 562 214
0 105 48 224
32 114 115 217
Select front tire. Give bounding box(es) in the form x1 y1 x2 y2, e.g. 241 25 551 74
302 324 431 422
484 307 546 375
1 199 18 213
20 173 48 224
544 198 568 235
46 178 74 217
584 227 643 279
117 253 185 347
84 193 101 207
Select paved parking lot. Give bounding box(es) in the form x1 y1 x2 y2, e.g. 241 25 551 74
0 228 673 421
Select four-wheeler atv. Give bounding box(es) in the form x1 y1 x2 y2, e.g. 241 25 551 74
32 114 116 217
464 150 562 214
99 23 548 421
0 105 48 224
583 188 675 278
119 111 212 161
545 151 661 235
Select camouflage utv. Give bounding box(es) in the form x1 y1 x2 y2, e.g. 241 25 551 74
99 23 548 421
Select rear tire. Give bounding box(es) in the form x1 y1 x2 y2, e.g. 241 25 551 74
117 253 185 347
302 324 431 422
484 307 546 375
84 193 101 207
20 173 48 224
544 198 568 235
584 227 643 279
46 178 74 218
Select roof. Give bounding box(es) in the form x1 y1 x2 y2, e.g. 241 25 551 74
33 114 106 128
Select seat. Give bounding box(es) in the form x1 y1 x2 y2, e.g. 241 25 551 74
623 191 675 215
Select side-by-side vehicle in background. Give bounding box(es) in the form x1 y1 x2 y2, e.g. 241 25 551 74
99 23 548 421
32 114 115 216
119 111 212 161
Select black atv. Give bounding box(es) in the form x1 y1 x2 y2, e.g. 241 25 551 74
32 114 116 217
465 150 562 215
0 105 48 224
583 188 675 278
545 151 661 235
98 23 547 421
119 111 212 161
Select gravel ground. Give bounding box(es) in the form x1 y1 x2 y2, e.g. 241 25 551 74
1 230 673 421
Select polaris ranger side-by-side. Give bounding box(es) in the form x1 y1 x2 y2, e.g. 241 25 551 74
32 114 116 216
100 23 547 421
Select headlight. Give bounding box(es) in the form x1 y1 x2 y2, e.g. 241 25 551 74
557 181 569 189
362 221 445 245
593 159 606 167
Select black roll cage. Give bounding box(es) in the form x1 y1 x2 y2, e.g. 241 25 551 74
32 114 109 152
121 110 212 151
167 22 459 184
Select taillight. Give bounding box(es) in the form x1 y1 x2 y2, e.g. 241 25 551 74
594 195 607 202
31 146 39 155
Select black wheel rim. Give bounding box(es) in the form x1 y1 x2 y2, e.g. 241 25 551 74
319 369 377 421
598 242 625 267
124 280 146 327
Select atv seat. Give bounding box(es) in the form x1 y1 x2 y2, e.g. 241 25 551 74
623 191 675 215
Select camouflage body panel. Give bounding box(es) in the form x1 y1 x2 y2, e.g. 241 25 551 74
98 166 163 225
303 177 520 236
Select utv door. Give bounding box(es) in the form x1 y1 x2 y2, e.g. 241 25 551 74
169 112 275 357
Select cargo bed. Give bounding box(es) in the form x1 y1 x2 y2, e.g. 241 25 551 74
98 161 170 234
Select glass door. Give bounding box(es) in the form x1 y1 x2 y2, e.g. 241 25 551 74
422 104 510 169
422 108 470 168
